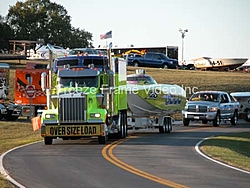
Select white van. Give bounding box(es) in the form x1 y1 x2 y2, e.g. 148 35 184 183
231 92 250 122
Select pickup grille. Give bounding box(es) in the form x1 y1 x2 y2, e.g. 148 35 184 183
188 105 207 112
59 97 86 123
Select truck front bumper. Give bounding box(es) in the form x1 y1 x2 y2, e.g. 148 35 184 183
182 111 217 120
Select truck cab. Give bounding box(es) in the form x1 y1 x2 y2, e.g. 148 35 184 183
40 51 128 145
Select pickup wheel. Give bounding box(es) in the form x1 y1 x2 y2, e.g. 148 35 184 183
183 118 190 126
133 61 139 67
202 120 208 124
162 64 168 69
244 108 250 122
230 111 238 125
213 112 220 127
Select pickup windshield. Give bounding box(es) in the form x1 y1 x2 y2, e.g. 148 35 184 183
190 93 219 102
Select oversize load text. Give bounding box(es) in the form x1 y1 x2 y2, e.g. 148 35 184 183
47 126 98 136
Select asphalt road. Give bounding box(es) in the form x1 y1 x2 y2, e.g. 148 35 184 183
2 120 250 188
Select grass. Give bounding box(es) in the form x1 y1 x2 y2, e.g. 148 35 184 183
0 119 41 188
200 132 250 171
0 60 250 187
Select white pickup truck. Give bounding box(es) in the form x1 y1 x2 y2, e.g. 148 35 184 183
182 91 240 127
231 92 250 122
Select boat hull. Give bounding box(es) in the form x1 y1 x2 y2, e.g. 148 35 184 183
126 84 186 116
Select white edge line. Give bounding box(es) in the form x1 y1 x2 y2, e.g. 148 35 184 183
0 140 43 188
195 137 250 175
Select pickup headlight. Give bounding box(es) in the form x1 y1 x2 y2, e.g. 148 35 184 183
45 114 56 119
184 105 188 110
169 61 173 64
208 107 217 112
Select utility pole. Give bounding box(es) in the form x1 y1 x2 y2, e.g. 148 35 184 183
179 28 188 62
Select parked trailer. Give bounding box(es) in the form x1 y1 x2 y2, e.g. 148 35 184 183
14 63 48 117
0 63 21 120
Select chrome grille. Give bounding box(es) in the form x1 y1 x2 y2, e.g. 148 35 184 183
60 97 86 123
188 105 207 112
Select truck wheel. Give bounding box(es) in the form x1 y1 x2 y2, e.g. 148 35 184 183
162 64 168 69
230 111 238 125
44 137 53 145
98 136 107 144
133 62 139 67
244 109 250 122
116 110 127 139
202 120 208 124
183 118 190 126
213 112 220 127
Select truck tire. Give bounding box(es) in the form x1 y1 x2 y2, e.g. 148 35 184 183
116 110 127 139
202 120 208 124
230 111 238 125
98 136 107 144
183 118 190 126
213 112 220 127
133 61 139 67
44 137 53 145
244 109 250 122
162 64 168 69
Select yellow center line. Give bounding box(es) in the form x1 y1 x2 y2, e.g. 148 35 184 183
102 138 189 188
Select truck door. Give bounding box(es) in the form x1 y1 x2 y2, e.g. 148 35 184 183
143 53 153 67
151 54 163 68
219 94 231 118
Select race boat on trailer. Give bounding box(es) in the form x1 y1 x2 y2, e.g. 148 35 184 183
126 69 186 116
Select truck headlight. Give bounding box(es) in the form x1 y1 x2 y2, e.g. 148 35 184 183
208 107 217 112
45 114 56 119
90 113 101 118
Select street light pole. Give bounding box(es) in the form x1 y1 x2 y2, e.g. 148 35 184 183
179 28 188 62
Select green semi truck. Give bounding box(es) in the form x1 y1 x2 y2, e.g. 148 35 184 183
40 44 127 144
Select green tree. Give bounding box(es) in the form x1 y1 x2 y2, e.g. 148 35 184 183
0 15 14 51
6 0 93 48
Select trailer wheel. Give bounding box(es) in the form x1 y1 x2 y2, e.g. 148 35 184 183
98 136 107 144
159 126 164 133
44 137 53 145
166 117 172 133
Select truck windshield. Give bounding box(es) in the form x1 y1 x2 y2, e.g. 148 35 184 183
190 93 219 102
127 75 157 85
61 76 98 87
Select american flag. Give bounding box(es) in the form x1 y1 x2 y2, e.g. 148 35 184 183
100 30 112 40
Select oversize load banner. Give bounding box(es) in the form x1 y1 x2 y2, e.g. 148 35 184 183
46 125 100 136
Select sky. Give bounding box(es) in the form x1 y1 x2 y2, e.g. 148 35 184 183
0 0 249 60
